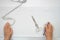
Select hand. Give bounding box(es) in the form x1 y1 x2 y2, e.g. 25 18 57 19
45 22 53 40
4 22 13 40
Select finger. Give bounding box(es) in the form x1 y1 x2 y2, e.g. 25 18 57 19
50 23 53 29
45 24 48 32
4 22 10 27
44 24 46 31
47 22 50 28
49 23 53 31
43 24 46 35
4 22 8 30
4 22 11 30
47 22 53 32
44 24 48 36
10 27 13 32
7 22 11 28
48 22 53 29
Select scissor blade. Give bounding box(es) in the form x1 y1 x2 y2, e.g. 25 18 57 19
32 16 39 29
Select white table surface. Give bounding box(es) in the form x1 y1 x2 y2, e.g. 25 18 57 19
0 0 60 39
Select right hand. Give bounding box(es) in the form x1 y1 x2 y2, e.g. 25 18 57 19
45 22 53 40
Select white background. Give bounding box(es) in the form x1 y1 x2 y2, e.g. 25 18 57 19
0 0 60 40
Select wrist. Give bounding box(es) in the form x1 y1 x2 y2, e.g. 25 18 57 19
46 37 52 40
4 37 10 40
4 38 9 40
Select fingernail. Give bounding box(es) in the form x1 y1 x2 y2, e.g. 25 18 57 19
6 22 10 26
47 22 50 27
48 22 50 24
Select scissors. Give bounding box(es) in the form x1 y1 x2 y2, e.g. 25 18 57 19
2 0 27 26
32 16 40 32
32 16 45 35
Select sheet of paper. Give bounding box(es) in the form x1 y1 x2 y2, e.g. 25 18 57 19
0 7 60 38
0 0 60 38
